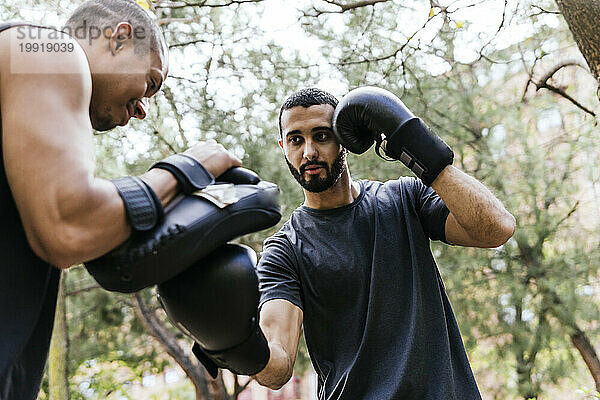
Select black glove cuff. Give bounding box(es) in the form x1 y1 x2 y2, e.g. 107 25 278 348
111 176 162 231
385 118 454 186
191 317 270 378
150 154 215 195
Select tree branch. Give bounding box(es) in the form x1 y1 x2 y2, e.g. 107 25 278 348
544 287 600 391
66 284 101 297
304 0 389 17
530 4 561 17
169 38 211 48
533 60 596 116
133 292 211 399
156 0 264 10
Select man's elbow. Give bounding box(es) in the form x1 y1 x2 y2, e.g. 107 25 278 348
30 240 76 269
27 223 90 268
253 348 294 390
489 212 516 247
255 369 293 391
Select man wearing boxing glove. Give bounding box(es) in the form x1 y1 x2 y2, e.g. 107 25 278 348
158 244 271 380
0 1 240 398
253 87 515 399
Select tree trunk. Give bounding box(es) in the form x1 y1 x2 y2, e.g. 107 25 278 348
48 272 69 400
571 328 600 391
208 371 232 400
132 292 212 400
546 289 600 391
516 359 538 400
555 0 600 84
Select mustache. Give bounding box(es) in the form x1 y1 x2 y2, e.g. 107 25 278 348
300 161 328 174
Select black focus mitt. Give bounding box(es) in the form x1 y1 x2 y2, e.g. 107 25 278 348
85 167 281 293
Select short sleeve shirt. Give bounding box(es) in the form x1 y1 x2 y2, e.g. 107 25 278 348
257 178 482 400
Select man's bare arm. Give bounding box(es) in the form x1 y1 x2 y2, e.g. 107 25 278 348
1 32 126 267
431 165 516 248
0 31 240 268
253 299 303 390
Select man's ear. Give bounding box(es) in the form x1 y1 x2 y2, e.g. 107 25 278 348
109 22 133 55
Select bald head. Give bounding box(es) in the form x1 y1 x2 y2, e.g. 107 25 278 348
63 0 167 59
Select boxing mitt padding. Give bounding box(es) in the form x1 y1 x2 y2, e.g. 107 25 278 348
157 244 270 378
84 167 281 293
333 86 453 185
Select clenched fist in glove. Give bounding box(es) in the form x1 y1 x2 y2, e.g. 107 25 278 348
158 244 270 378
332 86 453 186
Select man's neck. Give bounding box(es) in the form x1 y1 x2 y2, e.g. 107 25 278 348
303 170 360 210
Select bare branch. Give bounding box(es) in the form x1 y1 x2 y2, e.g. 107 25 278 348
530 4 561 17
161 85 188 148
550 201 580 233
533 60 597 116
169 38 211 48
153 130 178 153
477 0 508 61
537 59 588 84
304 0 389 17
169 75 202 85
133 292 212 398
156 0 264 10
66 284 101 297
328 0 389 11
234 376 253 395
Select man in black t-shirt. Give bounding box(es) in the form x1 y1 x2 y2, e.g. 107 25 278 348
252 87 516 399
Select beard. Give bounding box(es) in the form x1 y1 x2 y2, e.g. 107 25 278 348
286 149 347 193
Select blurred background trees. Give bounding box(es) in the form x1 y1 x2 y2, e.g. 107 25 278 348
2 0 599 399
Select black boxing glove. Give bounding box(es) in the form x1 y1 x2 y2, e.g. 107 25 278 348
333 86 453 186
157 244 270 378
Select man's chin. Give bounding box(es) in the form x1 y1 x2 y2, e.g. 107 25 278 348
302 184 332 193
300 176 334 193
91 119 117 132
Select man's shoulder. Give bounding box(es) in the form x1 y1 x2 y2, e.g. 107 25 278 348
264 217 297 247
360 176 422 196
0 22 88 77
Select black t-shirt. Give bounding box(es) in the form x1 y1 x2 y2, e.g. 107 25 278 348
257 178 482 400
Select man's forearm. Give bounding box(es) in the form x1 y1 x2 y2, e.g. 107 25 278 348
253 341 294 390
140 168 180 207
432 165 516 246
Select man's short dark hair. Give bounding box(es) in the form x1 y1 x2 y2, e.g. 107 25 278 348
278 88 339 137
64 0 165 57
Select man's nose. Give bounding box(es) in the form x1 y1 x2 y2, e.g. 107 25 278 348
303 140 318 160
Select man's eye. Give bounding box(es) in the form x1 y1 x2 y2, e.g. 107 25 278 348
316 132 329 141
289 136 301 144
146 80 157 96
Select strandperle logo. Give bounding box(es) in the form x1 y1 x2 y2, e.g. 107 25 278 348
15 22 148 46
8 21 154 74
